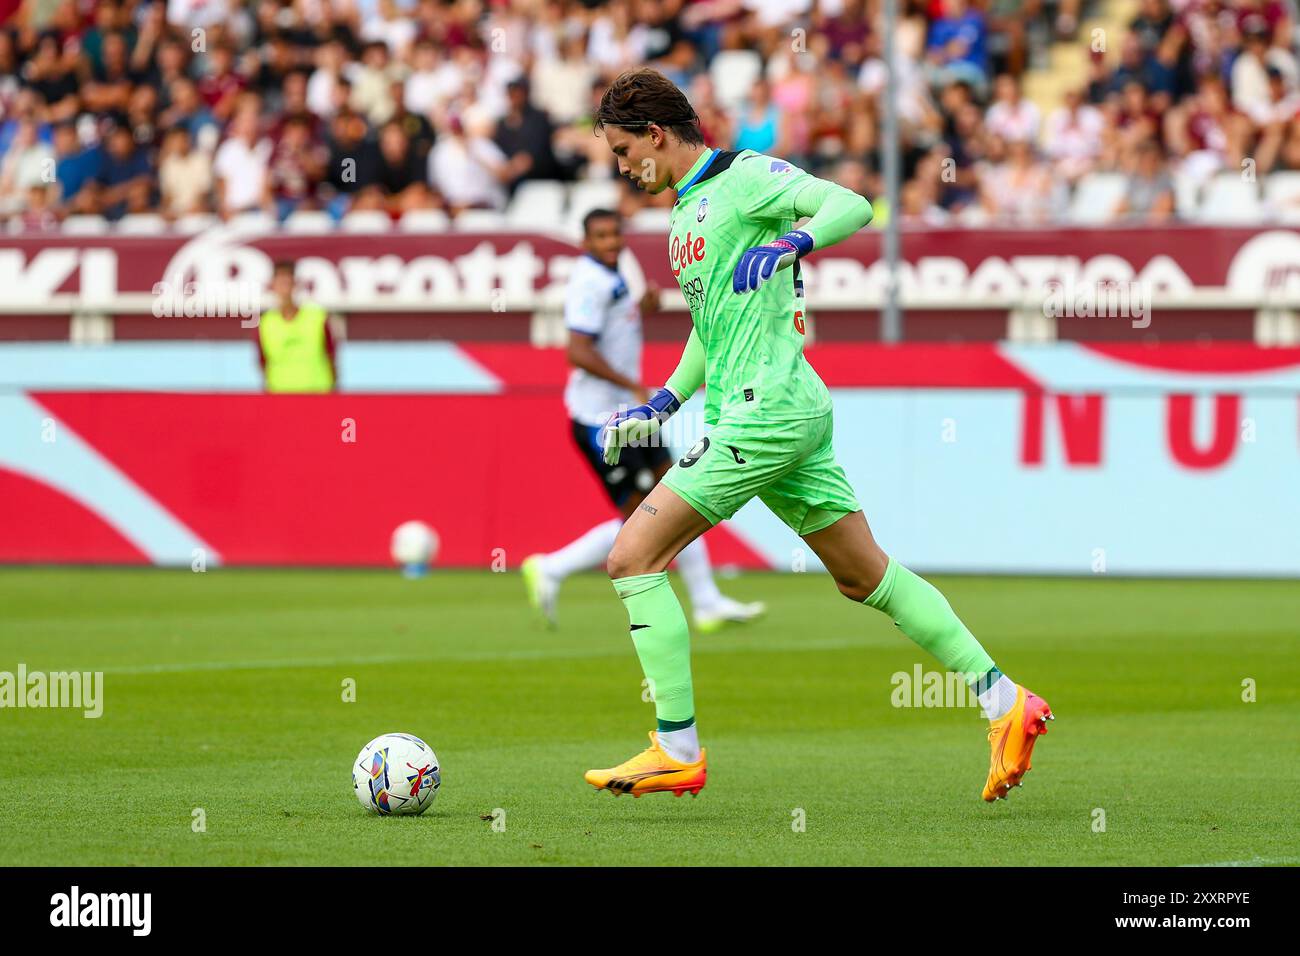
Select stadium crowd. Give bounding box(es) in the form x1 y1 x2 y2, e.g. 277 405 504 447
0 0 1298 229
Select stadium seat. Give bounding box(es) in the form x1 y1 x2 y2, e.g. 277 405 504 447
628 207 672 232
227 211 277 232
566 179 621 232
1172 169 1203 221
710 49 764 111
1066 173 1128 224
1264 171 1300 224
173 213 219 234
283 210 336 234
1196 174 1263 224
116 214 169 235
397 209 452 233
452 209 509 232
60 215 111 235
339 210 392 233
507 180 567 229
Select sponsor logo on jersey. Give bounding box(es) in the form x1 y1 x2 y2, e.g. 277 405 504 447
678 437 710 468
769 160 792 174
670 231 707 277
696 197 709 222
681 275 706 315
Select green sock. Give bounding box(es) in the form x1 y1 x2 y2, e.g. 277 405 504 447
864 557 995 681
612 572 694 727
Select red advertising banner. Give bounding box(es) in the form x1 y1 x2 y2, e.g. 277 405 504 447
5 342 1300 572
4 225 1299 312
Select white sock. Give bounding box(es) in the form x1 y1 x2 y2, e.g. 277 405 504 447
541 518 622 580
674 536 722 611
657 725 700 763
978 674 1019 721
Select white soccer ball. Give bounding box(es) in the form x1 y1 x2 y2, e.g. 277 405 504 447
390 520 439 569
352 732 441 816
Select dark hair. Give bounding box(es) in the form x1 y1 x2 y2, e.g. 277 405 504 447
595 69 703 146
582 207 620 236
272 260 295 277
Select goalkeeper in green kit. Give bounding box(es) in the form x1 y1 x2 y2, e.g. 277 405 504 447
584 69 1052 803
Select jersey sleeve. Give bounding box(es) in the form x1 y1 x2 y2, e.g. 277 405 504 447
665 327 705 401
736 152 874 245
563 269 610 337
733 152 822 224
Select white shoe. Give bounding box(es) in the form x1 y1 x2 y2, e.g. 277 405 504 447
521 554 559 628
693 596 766 633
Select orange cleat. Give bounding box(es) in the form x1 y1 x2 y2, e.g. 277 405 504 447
584 732 707 798
982 685 1053 802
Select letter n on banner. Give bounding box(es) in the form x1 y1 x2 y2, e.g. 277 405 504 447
1021 392 1105 466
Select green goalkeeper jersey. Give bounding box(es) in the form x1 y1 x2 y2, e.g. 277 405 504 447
668 148 854 426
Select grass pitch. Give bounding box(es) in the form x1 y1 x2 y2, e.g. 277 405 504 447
0 568 1296 866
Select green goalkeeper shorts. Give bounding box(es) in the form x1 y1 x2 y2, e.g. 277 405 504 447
660 410 861 536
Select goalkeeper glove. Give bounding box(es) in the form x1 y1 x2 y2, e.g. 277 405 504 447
732 229 814 294
599 386 683 466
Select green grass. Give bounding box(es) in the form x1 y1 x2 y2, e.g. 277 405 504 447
0 568 1297 866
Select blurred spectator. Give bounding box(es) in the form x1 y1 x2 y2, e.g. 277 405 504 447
0 118 53 215
197 42 247 125
146 40 190 103
1043 89 1104 183
733 79 782 154
158 125 212 218
428 113 509 214
18 182 59 230
984 0 1038 76
1129 0 1175 58
267 115 325 220
1232 23 1299 117
362 0 418 58
404 39 460 119
351 42 398 127
493 77 563 193
159 78 219 152
93 122 153 220
386 79 436 163
23 33 79 122
249 33 301 117
363 119 438 214
1166 75 1252 184
926 0 989 91
1114 139 1175 223
52 120 100 213
213 103 272 218
1250 67 1300 172
979 138 1059 225
270 71 325 146
82 30 137 116
587 0 651 71
0 31 21 117
985 73 1040 144
306 40 349 121
322 107 380 217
